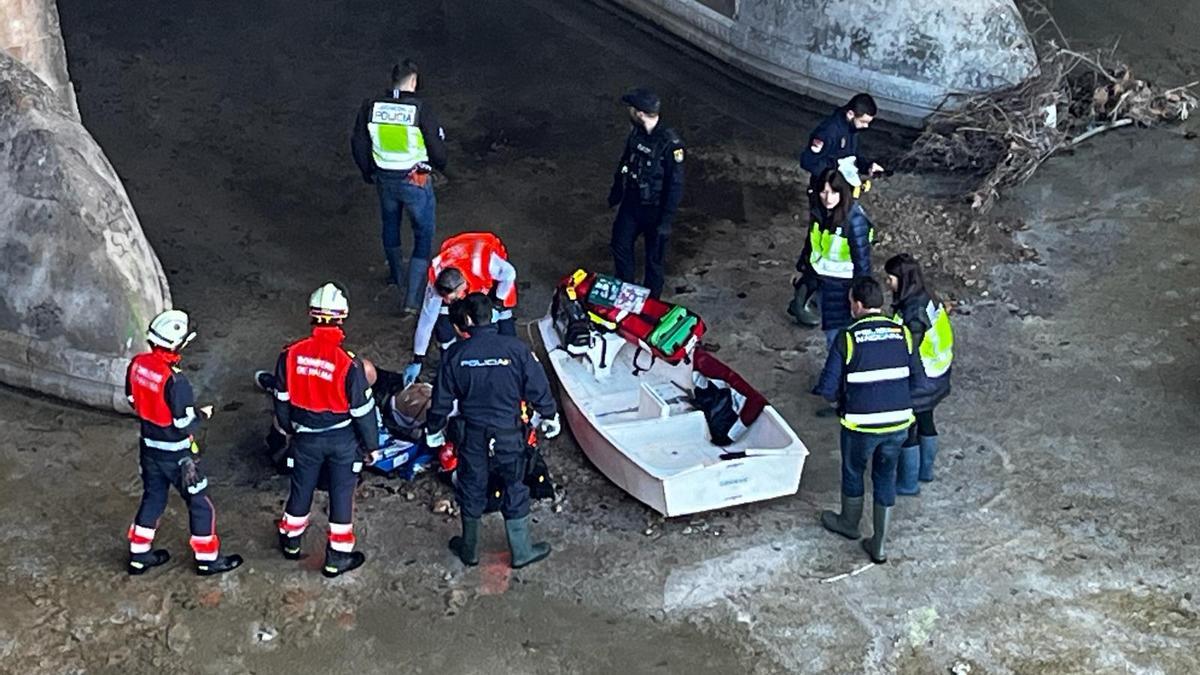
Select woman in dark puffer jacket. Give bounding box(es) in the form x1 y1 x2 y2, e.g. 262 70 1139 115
792 168 873 348
885 253 954 494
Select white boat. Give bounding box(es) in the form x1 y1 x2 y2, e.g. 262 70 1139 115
536 314 808 517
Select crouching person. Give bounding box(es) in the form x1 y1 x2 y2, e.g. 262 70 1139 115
425 293 562 568
125 310 242 576
812 278 920 563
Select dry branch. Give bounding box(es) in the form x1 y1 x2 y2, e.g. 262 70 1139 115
904 3 1198 212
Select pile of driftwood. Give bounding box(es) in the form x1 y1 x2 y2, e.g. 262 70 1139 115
905 6 1198 212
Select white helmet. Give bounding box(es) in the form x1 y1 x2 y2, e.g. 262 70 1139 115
309 282 349 322
147 309 196 351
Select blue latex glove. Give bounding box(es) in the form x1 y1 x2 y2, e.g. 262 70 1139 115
403 362 422 387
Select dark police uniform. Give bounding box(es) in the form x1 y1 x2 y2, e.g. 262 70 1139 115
799 107 863 188
609 93 685 300
425 325 557 520
273 325 378 560
125 348 222 568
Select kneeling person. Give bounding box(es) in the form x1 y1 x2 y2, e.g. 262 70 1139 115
425 293 561 569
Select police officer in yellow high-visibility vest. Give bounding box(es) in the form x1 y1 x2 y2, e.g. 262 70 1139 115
813 277 922 564
352 58 448 311
885 254 954 495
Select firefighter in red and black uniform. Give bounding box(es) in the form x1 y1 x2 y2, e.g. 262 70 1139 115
125 310 243 576
273 283 379 578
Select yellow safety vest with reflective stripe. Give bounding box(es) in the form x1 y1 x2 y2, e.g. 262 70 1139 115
367 100 429 171
907 300 954 379
808 220 874 280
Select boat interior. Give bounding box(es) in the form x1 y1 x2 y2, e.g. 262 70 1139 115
545 329 799 479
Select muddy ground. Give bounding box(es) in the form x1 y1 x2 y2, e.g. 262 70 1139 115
1 0 1198 673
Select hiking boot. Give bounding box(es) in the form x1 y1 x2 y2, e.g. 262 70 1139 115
322 548 366 578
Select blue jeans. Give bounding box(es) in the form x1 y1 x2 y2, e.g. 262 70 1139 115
824 329 839 349
839 427 907 507
375 171 436 261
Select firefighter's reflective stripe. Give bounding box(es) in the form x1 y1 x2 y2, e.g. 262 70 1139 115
190 534 220 561
349 399 375 418
173 407 197 429
292 419 353 434
278 512 310 536
328 522 355 553
142 437 192 451
128 524 156 554
274 390 291 402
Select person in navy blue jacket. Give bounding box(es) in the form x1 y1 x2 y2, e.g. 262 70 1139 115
795 168 874 352
799 94 884 197
813 277 923 563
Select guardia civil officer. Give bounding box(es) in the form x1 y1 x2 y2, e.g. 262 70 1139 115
799 93 884 200
125 310 242 576
273 283 379 578
424 293 562 569
352 58 449 311
608 87 685 299
813 277 922 564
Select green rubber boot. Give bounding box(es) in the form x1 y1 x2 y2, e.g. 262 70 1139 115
505 516 551 569
861 503 892 564
820 495 864 539
448 516 481 566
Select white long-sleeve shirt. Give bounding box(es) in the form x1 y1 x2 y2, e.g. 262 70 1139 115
412 254 516 358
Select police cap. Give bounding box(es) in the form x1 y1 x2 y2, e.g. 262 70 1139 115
621 87 661 115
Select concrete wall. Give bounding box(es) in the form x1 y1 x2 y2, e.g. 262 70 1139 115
606 0 1037 125
1 0 77 118
0 3 170 411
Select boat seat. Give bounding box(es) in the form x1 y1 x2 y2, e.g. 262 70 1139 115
637 381 670 419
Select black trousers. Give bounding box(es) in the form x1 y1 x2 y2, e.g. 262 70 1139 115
904 410 938 446
455 424 529 520
611 202 669 299
134 448 214 536
284 430 361 525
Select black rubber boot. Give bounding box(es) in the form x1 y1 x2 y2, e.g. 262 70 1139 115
322 548 366 578
448 516 481 567
820 495 864 539
196 554 243 577
278 531 303 560
787 285 821 327
128 549 170 575
861 504 892 564
505 516 551 569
